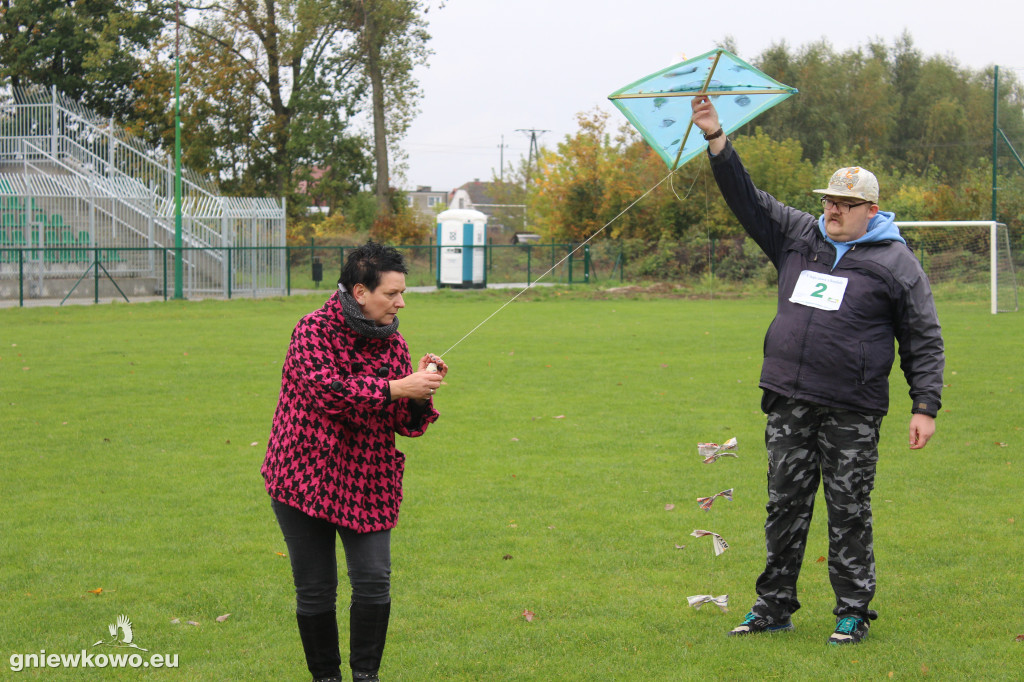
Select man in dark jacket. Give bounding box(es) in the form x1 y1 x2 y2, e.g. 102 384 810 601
691 96 944 645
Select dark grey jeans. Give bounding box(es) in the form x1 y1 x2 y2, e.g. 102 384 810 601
272 499 392 615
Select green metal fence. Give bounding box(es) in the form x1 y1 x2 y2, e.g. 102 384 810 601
294 241 626 290
0 241 626 306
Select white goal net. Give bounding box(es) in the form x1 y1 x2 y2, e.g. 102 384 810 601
896 221 1019 314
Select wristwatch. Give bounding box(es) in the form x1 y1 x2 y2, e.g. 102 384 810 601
703 127 724 141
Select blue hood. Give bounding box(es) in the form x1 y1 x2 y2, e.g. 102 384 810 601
818 210 904 268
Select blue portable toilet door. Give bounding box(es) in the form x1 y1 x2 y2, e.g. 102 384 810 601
460 223 475 285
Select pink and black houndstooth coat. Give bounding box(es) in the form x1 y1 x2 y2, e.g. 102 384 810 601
262 292 439 532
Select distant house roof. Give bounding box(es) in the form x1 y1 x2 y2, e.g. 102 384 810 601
450 179 495 210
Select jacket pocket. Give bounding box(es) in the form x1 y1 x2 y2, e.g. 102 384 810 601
858 342 868 384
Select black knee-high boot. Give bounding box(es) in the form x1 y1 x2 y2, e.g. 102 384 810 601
296 610 342 682
349 601 391 681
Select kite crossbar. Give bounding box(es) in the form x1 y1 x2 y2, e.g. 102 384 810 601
609 88 796 99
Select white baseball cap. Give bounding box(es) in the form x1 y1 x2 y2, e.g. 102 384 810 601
813 167 879 203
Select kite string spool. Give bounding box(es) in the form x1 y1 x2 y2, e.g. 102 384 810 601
437 166 681 359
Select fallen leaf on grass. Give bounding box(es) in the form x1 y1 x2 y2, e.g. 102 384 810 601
216 613 231 623
664 503 675 511
553 415 565 419
503 554 513 560
522 609 535 622
187 621 200 627
816 556 826 563
250 441 259 447
87 588 104 595
1015 634 1024 642
170 618 180 625
674 544 686 550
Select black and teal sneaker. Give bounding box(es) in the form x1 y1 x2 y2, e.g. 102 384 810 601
727 611 794 636
827 615 869 645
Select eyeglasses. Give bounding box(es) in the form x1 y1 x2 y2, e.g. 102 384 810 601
821 197 870 214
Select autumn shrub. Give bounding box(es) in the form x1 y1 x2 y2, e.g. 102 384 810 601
370 208 431 246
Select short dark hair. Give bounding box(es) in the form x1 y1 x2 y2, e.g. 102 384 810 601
339 240 408 292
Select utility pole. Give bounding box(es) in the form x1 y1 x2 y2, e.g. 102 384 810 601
498 134 508 182
516 128 549 186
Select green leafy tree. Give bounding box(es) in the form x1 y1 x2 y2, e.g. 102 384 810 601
354 0 432 217
0 0 163 119
129 0 377 222
530 110 618 243
127 0 432 234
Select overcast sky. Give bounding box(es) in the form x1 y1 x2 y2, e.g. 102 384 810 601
400 0 1024 192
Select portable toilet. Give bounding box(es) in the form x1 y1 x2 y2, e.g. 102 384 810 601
436 208 487 288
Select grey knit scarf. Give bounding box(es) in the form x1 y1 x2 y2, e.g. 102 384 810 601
337 285 399 339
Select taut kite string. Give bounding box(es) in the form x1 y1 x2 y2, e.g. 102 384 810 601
438 167 678 359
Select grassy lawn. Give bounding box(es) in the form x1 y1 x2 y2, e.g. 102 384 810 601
1 288 1021 680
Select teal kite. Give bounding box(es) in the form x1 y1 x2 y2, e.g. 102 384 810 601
609 48 798 170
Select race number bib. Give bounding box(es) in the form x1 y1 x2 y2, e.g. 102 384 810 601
788 270 848 311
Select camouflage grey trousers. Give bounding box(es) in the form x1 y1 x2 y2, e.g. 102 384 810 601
751 396 883 623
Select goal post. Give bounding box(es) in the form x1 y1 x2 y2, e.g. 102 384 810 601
895 221 1019 315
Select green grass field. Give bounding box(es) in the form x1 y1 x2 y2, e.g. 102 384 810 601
1 289 1022 680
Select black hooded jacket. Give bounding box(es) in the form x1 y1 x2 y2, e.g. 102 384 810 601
709 141 944 417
